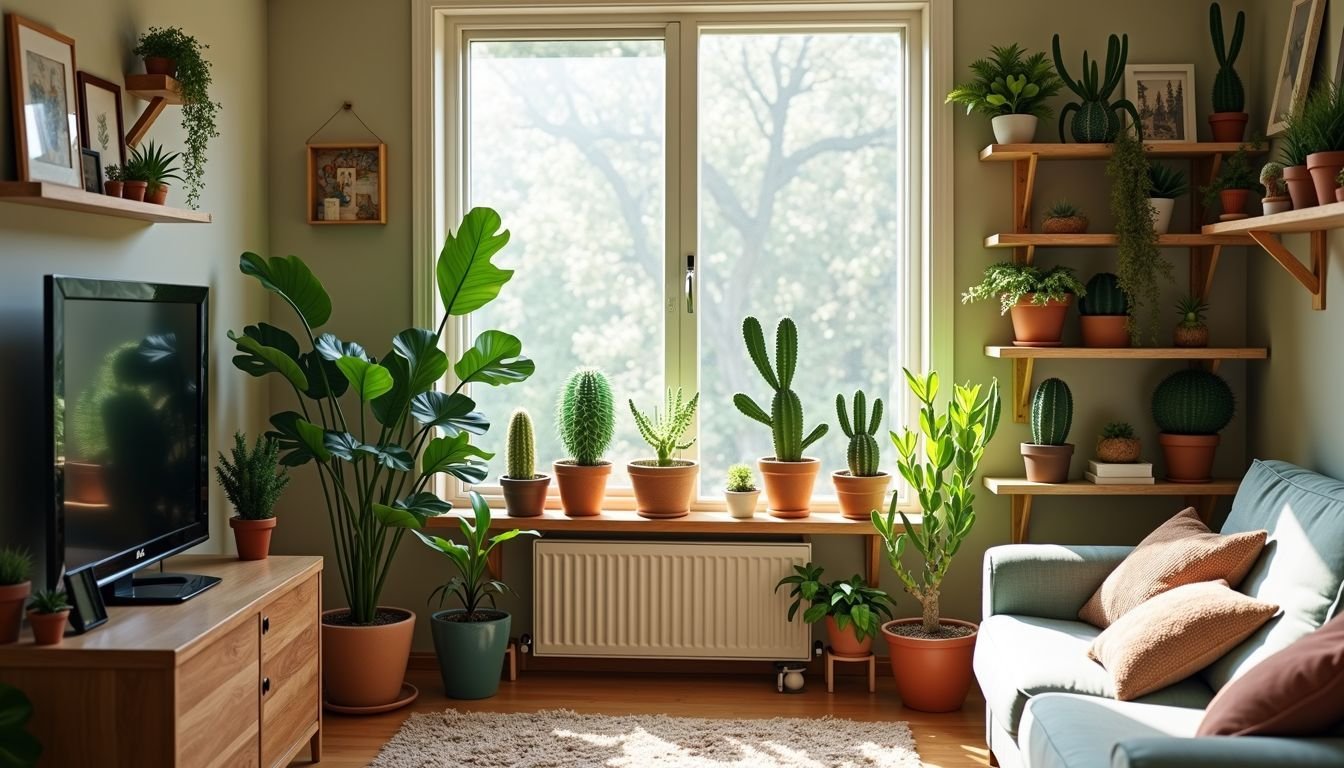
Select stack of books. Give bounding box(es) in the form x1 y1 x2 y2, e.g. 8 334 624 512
1086 460 1154 485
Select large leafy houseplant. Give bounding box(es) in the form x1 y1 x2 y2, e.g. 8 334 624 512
228 207 532 625
131 27 220 209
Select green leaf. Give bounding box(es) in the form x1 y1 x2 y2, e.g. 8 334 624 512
266 411 317 466
293 419 331 462
436 207 513 316
422 433 494 483
298 351 349 400
314 333 369 362
356 442 414 471
393 328 450 395
411 392 489 436
454 330 534 387
335 356 394 401
371 354 412 428
230 324 300 377
323 431 361 461
372 503 424 529
240 252 332 329
802 603 829 624
228 330 309 391
0 685 33 729
396 491 453 518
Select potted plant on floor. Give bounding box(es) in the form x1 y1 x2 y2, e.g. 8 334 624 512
1203 145 1261 221
1096 422 1141 463
1077 272 1130 348
945 43 1062 144
126 140 181 206
1208 3 1248 142
131 26 219 209
0 549 31 645
962 263 1085 347
1110 128 1171 345
832 391 890 520
628 388 699 519
1174 295 1210 347
1021 378 1074 483
26 590 70 647
724 463 758 519
500 409 548 518
103 164 123 197
734 317 829 519
776 563 895 657
1041 201 1087 234
415 492 537 699
873 369 1000 712
1280 105 1317 209
554 368 615 517
1052 33 1140 142
227 206 532 711
1152 369 1235 483
1261 162 1291 215
1148 165 1187 235
216 432 289 561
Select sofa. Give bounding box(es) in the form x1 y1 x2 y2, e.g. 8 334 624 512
973 460 1344 768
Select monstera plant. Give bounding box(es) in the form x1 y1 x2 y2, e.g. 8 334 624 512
1052 33 1141 143
227 207 532 711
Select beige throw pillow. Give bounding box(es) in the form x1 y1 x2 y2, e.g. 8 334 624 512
1088 580 1278 701
1078 507 1266 628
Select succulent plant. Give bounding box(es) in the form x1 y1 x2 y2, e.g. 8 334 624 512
558 367 615 466
1210 3 1246 114
1078 272 1129 316
1152 369 1235 435
1101 421 1136 440
836 390 883 477
630 388 699 466
1046 200 1081 218
27 589 69 615
726 463 756 492
1174 295 1210 347
505 408 536 479
1097 421 1142 463
0 548 31 586
1030 378 1073 446
1260 162 1286 197
1052 33 1141 142
1148 165 1189 199
733 317 828 462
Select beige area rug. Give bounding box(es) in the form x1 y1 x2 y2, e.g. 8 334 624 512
372 708 922 768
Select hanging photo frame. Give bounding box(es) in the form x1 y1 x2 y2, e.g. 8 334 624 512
305 102 387 225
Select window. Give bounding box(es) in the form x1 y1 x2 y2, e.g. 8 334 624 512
421 4 941 511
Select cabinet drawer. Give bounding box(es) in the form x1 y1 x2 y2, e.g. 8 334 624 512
177 618 260 768
261 574 318 659
261 575 320 768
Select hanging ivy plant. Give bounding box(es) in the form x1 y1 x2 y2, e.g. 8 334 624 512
1107 129 1171 345
132 27 220 209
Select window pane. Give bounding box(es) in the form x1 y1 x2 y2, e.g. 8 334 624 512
696 32 907 497
466 40 666 486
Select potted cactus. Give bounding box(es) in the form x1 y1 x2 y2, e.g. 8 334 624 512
216 432 289 561
724 463 759 519
962 263 1085 346
500 408 549 518
776 563 895 657
26 590 70 647
1261 162 1291 215
1148 165 1188 235
831 391 890 520
1078 272 1130 348
1174 295 1210 347
1052 33 1140 143
1208 3 1248 142
628 388 699 519
734 317 829 519
1041 201 1088 233
1153 370 1235 483
1021 378 1073 483
1096 422 1142 463
554 368 615 517
0 548 31 645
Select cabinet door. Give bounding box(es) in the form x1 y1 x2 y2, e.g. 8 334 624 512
260 574 320 768
177 617 261 768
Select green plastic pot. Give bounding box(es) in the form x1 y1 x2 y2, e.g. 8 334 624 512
430 608 510 699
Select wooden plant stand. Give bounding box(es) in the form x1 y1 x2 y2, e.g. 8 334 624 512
825 648 876 693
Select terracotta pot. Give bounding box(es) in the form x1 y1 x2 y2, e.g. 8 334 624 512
1306 151 1344 211
27 610 70 646
1021 443 1074 483
104 180 124 197
143 56 178 76
1159 433 1220 483
758 457 820 518
1041 216 1088 234
0 582 31 644
1174 324 1210 348
500 475 550 518
991 114 1038 144
1262 196 1292 216
229 516 276 561
724 490 759 519
553 461 611 517
122 180 148 202
1219 189 1249 219
1149 197 1175 235
1336 188 1344 204
1096 437 1141 464
882 618 979 712
825 615 874 657
1208 112 1248 143
147 183 169 205
1008 295 1070 347
1284 165 1318 210
64 461 107 504
628 460 698 519
322 607 415 709
832 471 891 520
1079 315 1130 348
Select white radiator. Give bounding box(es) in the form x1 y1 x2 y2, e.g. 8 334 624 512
532 540 811 660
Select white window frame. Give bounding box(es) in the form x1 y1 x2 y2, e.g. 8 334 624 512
411 0 954 513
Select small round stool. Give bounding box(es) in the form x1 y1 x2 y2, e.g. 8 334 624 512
825 648 876 693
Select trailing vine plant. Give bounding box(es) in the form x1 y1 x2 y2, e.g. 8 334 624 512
132 27 220 209
1107 129 1171 345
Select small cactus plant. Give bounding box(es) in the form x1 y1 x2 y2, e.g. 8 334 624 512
1097 421 1142 463
1210 3 1246 114
1261 162 1286 197
726 463 756 492
558 367 615 466
505 408 536 479
733 317 828 462
629 388 699 466
1174 295 1210 347
1078 272 1129 316
1030 378 1073 446
836 390 883 477
1152 369 1235 435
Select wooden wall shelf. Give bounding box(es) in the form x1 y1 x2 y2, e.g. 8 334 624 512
124 73 186 148
980 142 1263 162
1202 205 1339 310
0 182 211 223
985 233 1253 248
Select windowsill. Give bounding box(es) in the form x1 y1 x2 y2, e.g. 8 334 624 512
423 506 922 534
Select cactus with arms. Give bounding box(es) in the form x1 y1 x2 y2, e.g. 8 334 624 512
505 408 536 479
630 388 699 466
836 390 883 477
733 317 828 462
1030 378 1073 446
558 367 615 466
1052 33 1141 142
1210 3 1245 113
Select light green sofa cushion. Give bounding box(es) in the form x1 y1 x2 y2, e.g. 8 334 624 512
1020 693 1203 768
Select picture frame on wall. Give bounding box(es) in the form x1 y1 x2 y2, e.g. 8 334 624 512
77 71 126 168
5 14 81 187
306 142 387 225
80 148 101 194
1124 64 1196 143
1268 0 1326 136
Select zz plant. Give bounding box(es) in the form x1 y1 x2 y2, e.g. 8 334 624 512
734 317 828 462
132 27 220 209
227 207 533 625
836 390 883 477
775 563 895 642
630 388 698 466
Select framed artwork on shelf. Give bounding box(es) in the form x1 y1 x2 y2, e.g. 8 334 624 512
1268 0 1326 136
1124 64 1195 142
80 147 101 194
5 14 81 186
77 71 126 168
306 142 387 224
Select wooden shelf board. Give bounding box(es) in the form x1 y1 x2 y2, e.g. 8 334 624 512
124 73 185 104
0 182 210 223
980 142 1263 162
1202 201 1344 234
985 233 1253 248
984 346 1268 360
423 507 911 535
984 477 1241 496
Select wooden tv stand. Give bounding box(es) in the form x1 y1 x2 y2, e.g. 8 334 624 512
0 555 322 768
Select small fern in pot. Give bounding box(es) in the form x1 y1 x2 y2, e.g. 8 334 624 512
216 432 290 560
962 262 1085 346
132 26 220 209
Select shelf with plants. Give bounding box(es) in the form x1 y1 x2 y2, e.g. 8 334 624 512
0 181 211 223
1201 205 1334 310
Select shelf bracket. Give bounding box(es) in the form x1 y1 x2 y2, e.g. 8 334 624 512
1190 244 1222 300
865 535 880 588
1013 155 1038 264
1010 496 1034 544
1247 230 1327 310
1011 357 1035 424
126 96 168 149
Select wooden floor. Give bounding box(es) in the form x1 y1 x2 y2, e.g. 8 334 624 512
301 668 989 767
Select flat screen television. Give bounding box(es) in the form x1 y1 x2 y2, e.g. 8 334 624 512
45 276 218 604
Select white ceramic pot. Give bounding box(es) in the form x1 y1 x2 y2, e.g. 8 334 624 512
725 490 759 519
1149 197 1175 235
991 114 1039 144
1262 196 1292 216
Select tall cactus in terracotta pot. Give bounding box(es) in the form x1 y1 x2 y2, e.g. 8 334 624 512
500 408 549 518
831 390 891 520
554 368 615 517
1208 2 1249 142
1021 378 1075 483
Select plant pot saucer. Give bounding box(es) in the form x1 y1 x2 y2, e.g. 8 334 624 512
323 682 418 714
1163 477 1214 485
1011 340 1063 348
637 509 690 519
1218 213 1250 221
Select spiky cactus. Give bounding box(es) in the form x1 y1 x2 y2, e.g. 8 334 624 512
1210 3 1245 113
1052 33 1141 142
1030 378 1073 446
1078 272 1129 316
733 316 828 462
630 388 699 466
558 367 614 466
1152 370 1235 435
836 390 883 477
505 408 536 479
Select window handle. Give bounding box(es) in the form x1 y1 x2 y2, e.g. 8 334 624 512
684 254 695 314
